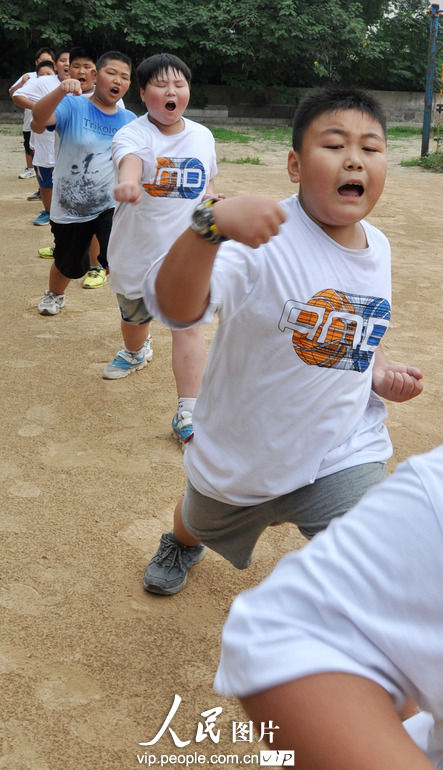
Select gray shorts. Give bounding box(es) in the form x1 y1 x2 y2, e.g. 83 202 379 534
181 462 386 569
116 294 153 325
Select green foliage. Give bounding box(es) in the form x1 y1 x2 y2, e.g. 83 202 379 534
0 0 439 94
210 128 252 143
219 156 263 164
386 126 423 138
401 153 443 171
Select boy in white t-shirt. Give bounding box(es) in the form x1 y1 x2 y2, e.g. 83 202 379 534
141 86 423 595
104 53 221 448
214 444 443 770
9 46 56 180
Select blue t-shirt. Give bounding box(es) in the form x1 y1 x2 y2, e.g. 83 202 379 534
51 95 136 223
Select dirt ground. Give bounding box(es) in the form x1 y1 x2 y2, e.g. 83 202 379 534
0 125 441 770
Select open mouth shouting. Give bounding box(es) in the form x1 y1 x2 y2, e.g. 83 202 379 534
338 182 364 198
165 101 176 112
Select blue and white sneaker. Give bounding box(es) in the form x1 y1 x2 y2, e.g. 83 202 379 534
102 336 153 379
33 210 50 226
172 410 194 447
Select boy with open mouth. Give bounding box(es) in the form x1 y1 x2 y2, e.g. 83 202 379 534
104 53 222 449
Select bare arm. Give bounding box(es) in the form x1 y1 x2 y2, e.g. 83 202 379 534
155 194 286 323
372 346 423 402
241 674 435 770
113 154 143 204
9 72 30 97
11 93 35 111
32 78 82 127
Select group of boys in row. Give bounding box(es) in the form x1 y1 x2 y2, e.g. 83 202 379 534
10 43 443 767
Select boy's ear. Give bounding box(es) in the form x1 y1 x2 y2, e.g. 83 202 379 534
139 87 145 102
287 149 301 184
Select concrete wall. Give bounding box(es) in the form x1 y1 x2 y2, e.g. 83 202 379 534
0 78 435 126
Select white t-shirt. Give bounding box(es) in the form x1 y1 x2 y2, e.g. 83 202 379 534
107 115 218 299
143 195 392 504
214 445 443 767
14 74 60 167
10 71 37 132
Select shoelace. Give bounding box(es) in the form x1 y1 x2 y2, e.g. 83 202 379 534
154 538 184 571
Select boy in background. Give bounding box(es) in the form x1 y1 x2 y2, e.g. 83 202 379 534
32 51 135 315
9 46 55 181
104 53 221 447
141 86 423 595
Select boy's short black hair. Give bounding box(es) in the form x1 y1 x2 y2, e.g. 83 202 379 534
69 45 97 65
136 53 191 90
96 51 132 72
54 48 69 63
36 60 55 74
292 86 387 151
35 46 55 61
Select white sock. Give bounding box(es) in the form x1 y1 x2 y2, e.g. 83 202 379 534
178 397 196 415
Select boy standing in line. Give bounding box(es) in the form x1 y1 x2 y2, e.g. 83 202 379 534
9 46 56 180
31 51 136 315
141 86 423 595
103 53 221 447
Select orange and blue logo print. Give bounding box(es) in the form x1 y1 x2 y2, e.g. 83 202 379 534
278 288 390 372
143 156 206 199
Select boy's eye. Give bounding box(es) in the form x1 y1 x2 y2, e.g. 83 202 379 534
325 145 343 150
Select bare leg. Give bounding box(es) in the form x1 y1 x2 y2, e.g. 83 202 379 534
88 235 101 267
171 326 206 398
121 319 150 352
173 497 200 546
39 187 52 213
48 262 70 295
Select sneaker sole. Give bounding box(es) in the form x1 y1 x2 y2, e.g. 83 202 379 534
33 221 50 226
38 306 60 315
102 358 149 379
143 547 205 595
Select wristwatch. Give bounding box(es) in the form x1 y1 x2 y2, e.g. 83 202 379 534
190 198 227 244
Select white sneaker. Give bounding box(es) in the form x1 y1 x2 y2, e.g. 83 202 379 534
38 290 65 315
18 167 36 179
143 334 154 362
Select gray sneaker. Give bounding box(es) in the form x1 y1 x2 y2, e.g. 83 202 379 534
143 532 205 595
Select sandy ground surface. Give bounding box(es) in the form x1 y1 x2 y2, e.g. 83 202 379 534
0 125 442 770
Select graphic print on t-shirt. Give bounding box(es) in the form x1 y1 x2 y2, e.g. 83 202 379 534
278 288 390 371
143 156 206 199
58 150 112 217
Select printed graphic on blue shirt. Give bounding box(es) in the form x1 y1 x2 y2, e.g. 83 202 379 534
278 289 390 371
143 156 206 199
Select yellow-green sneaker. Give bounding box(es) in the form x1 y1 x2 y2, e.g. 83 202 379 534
38 246 54 259
82 266 107 289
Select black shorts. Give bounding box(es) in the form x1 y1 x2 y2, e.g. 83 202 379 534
50 209 114 279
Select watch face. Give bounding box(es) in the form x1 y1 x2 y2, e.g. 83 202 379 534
191 199 225 243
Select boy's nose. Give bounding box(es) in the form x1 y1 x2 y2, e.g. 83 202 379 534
345 157 363 170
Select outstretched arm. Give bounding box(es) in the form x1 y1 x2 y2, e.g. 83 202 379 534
32 78 82 127
155 194 286 324
372 346 423 402
113 154 143 204
241 674 434 770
